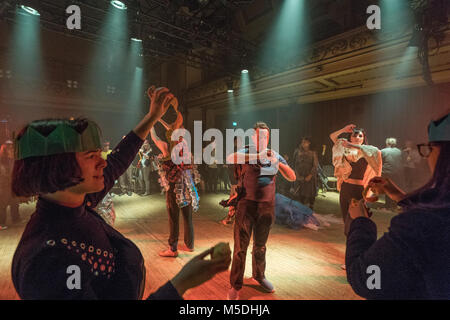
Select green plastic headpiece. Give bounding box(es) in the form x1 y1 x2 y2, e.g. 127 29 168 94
15 120 102 160
428 112 450 142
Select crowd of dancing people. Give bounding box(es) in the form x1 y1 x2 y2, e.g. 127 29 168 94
0 86 449 300
2 119 430 231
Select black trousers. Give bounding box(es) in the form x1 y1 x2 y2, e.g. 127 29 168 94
230 199 275 290
118 167 133 193
339 182 364 236
208 168 219 192
166 183 194 252
149 171 160 193
142 167 152 194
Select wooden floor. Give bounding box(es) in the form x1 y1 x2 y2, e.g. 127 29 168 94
0 191 395 300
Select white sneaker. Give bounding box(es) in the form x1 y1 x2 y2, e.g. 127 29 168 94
252 278 275 293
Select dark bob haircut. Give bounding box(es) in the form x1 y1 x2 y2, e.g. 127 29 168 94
338 127 368 145
11 118 99 197
399 141 450 211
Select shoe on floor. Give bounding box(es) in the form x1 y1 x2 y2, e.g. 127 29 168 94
179 244 194 252
252 278 275 293
227 288 240 300
159 249 178 257
0 225 8 231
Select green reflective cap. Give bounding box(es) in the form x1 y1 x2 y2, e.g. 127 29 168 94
15 121 102 160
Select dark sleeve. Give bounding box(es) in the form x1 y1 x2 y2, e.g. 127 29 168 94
345 216 422 299
146 281 183 300
16 248 98 300
87 131 144 207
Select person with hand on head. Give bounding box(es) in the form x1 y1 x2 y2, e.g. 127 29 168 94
345 111 450 299
329 124 382 236
11 86 230 300
149 96 200 258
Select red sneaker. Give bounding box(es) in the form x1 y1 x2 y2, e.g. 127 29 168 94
159 249 178 257
179 244 194 252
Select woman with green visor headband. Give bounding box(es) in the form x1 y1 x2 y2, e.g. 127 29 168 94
345 110 450 299
10 86 231 300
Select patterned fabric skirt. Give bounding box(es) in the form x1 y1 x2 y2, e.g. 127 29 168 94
158 160 201 212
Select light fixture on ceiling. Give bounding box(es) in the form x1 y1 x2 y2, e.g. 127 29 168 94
111 0 127 10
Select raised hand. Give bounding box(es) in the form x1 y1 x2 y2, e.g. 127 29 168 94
344 124 357 133
348 199 370 220
147 86 176 121
367 176 406 203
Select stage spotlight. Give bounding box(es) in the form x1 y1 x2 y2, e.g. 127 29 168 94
20 5 40 16
111 0 127 10
241 69 249 74
131 23 143 42
232 122 237 127
226 79 234 93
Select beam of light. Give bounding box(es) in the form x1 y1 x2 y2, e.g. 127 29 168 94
122 39 146 132
126 40 145 110
393 47 419 80
258 0 309 72
127 66 144 110
7 5 44 102
238 69 255 111
379 0 413 35
224 90 237 132
83 3 129 101
369 1 417 90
